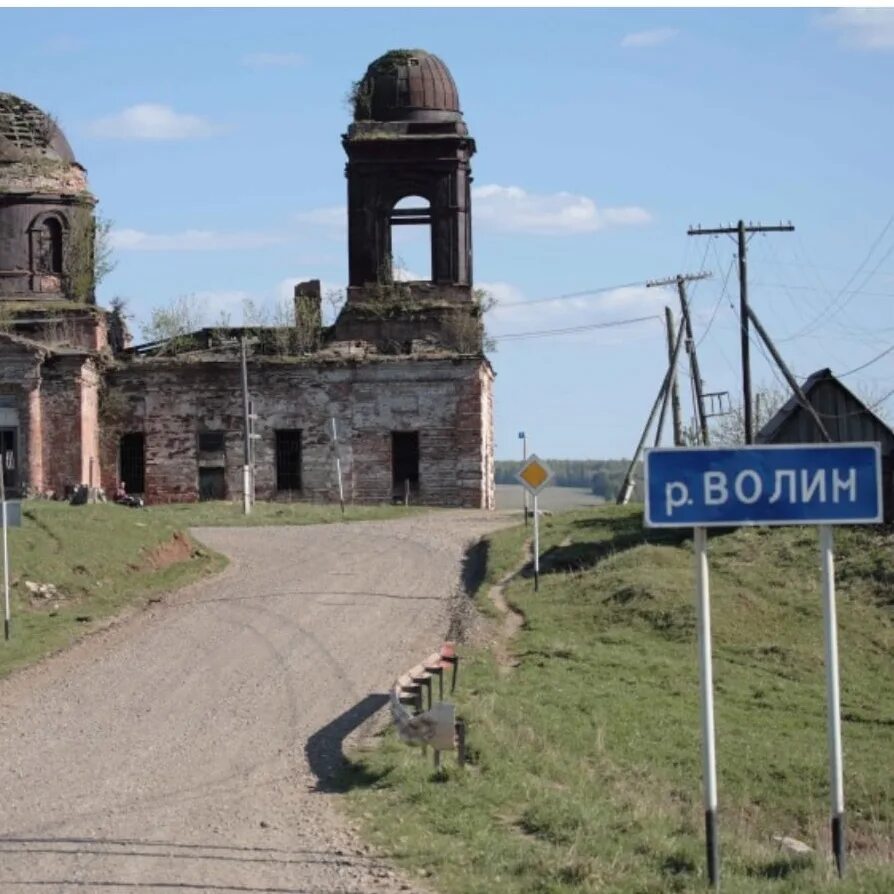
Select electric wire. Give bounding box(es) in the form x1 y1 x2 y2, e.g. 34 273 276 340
492 313 661 343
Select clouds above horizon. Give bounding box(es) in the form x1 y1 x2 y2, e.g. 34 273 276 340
87 104 223 140
620 28 679 48
482 279 664 345
472 184 651 235
818 8 894 50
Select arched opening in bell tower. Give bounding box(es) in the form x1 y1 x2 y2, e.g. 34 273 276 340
390 195 432 282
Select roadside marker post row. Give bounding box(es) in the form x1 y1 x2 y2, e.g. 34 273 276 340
515 454 554 592
645 443 883 887
391 643 465 773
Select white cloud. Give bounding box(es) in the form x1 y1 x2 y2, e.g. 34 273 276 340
620 28 679 48
818 9 894 50
483 281 664 346
109 228 286 252
242 51 307 68
472 184 651 235
87 104 223 140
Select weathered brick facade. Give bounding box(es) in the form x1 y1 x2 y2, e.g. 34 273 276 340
1 53 496 509
98 352 494 509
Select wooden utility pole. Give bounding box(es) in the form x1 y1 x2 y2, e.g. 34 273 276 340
659 306 684 446
616 319 687 504
647 272 712 445
746 305 831 442
688 221 794 444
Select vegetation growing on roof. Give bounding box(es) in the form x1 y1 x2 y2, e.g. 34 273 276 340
348 49 427 119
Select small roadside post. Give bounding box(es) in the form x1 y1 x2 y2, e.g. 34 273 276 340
645 443 882 887
519 431 529 526
330 417 345 515
1 450 20 642
516 454 553 592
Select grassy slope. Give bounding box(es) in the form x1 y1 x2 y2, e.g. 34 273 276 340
1 500 423 679
343 505 894 893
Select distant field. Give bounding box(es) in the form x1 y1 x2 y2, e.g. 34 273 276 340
495 483 606 512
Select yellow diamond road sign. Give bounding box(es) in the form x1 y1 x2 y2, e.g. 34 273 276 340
516 454 554 495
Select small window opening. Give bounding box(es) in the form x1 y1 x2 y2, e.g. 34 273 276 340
390 196 432 282
198 431 226 453
276 429 302 491
392 431 419 497
199 468 226 501
36 217 64 274
119 432 145 495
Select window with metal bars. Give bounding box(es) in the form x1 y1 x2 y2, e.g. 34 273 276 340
275 430 302 491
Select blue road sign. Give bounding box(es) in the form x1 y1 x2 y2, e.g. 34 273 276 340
645 443 882 528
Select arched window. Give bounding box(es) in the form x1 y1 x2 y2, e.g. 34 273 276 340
36 217 64 274
29 214 67 276
390 195 432 282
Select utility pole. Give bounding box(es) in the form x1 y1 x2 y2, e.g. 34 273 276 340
688 221 794 444
746 305 831 442
648 272 712 444
616 319 686 504
655 307 682 446
240 336 252 515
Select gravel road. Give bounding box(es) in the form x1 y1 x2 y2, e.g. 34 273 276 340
0 510 510 893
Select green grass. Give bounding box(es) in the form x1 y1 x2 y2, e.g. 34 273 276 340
0 501 224 679
0 499 424 679
343 505 894 893
144 499 428 528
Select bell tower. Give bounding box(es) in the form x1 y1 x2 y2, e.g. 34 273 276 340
335 50 480 351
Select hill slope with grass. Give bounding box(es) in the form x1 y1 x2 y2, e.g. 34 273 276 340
343 505 893 893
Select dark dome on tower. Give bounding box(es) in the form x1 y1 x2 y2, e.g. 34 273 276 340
0 93 76 164
352 49 461 123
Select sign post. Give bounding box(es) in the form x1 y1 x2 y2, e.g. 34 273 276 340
820 524 845 877
516 454 553 592
518 432 529 526
330 417 345 515
645 443 882 886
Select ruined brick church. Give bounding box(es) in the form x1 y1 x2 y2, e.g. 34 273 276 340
0 50 495 508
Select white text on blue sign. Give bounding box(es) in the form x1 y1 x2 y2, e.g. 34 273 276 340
645 444 882 528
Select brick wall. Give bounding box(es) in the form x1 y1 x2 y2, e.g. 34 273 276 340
101 354 495 508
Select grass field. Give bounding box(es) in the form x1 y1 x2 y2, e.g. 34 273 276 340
0 499 422 680
343 505 894 893
495 484 606 512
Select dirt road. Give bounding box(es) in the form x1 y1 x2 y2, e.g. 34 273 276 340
0 510 509 893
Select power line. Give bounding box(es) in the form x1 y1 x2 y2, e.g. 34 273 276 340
839 344 894 377
492 313 660 343
496 280 649 309
784 214 894 339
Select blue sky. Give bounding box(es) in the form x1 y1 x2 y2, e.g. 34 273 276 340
2 8 893 460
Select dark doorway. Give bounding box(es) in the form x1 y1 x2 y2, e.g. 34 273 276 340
392 431 419 497
275 430 302 492
119 432 145 494
0 428 19 497
199 467 226 501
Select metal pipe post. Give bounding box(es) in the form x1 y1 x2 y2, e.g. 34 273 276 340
533 492 540 591
2 475 8 642
820 524 846 877
240 337 252 515
694 527 719 888
331 417 345 514
737 220 753 444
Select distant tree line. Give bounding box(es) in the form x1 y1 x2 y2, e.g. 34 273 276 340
494 459 643 501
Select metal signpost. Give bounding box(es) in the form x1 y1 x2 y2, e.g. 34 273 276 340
330 417 345 515
645 443 882 888
0 450 19 642
516 454 553 591
518 431 529 526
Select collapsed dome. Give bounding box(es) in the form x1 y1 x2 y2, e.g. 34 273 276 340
352 49 461 123
0 93 76 164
